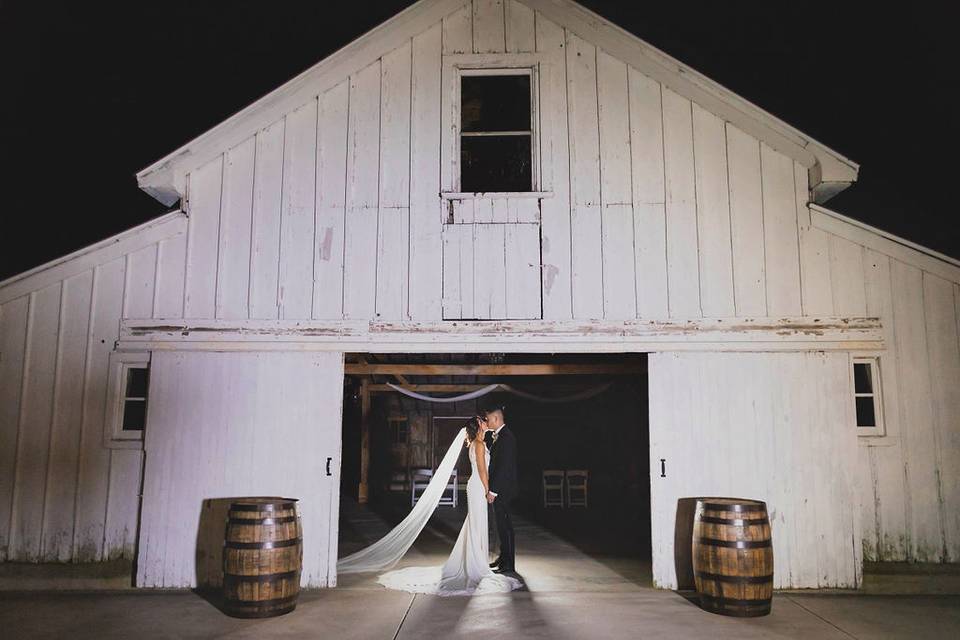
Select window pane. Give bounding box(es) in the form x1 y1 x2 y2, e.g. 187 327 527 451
461 75 531 132
853 362 872 394
122 399 147 431
126 367 149 398
855 396 876 427
461 135 532 192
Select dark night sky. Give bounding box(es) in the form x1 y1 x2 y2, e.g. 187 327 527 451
1 1 956 281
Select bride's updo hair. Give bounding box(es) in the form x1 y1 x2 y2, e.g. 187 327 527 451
464 416 483 445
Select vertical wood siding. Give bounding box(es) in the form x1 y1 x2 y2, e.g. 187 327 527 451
1 1 959 575
649 351 861 589
136 351 343 588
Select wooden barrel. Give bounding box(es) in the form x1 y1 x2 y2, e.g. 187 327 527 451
692 498 773 617
222 497 302 618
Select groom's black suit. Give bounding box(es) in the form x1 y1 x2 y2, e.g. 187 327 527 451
486 426 518 571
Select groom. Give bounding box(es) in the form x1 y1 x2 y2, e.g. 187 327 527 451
484 406 518 573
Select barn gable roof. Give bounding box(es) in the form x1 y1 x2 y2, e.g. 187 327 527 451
136 0 858 207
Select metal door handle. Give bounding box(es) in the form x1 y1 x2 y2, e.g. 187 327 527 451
326 457 332 476
660 458 666 478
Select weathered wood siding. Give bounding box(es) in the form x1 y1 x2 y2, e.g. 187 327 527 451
801 210 960 564
0 214 186 562
169 0 813 324
649 351 862 589
136 351 343 588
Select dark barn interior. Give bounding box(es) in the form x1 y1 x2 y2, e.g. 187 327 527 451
338 353 651 582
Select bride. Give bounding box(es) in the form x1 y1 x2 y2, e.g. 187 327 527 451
337 415 522 596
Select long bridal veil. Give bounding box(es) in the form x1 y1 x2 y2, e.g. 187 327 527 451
337 427 467 574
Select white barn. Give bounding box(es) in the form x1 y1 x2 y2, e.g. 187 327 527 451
1 0 958 591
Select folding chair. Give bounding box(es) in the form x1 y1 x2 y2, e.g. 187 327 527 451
543 470 565 508
566 469 588 508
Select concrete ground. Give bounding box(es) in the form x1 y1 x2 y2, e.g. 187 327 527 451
2 502 959 639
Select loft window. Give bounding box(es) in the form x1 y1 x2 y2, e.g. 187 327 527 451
853 357 884 436
389 416 409 445
104 351 151 448
460 72 533 192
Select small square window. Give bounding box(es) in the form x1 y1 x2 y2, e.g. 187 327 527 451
104 352 151 448
853 357 884 436
390 417 409 446
459 72 533 193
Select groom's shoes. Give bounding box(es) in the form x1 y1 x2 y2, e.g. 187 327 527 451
489 559 501 569
493 566 515 574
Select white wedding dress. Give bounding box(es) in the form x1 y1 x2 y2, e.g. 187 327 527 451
337 428 522 597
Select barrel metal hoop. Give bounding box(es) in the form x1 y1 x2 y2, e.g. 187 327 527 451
694 571 774 585
693 537 772 549
230 502 297 512
223 570 299 584
699 516 770 527
228 516 298 526
701 502 766 513
699 593 772 608
224 538 302 550
225 594 300 608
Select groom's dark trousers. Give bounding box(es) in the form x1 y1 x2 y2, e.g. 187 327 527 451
487 426 518 570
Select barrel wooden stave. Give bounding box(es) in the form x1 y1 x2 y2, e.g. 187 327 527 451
692 498 773 617
222 497 302 618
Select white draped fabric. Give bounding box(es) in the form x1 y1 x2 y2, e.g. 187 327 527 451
386 381 613 404
337 428 468 575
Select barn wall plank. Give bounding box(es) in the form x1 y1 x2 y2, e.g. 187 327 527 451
725 124 766 316
794 161 833 316
183 157 223 319
597 50 635 319
153 234 187 319
343 61 382 319
0 296 29 561
472 0 506 53
73 258 125 561
692 105 734 317
376 42 413 320
104 449 142 560
565 32 603 319
473 224 507 319
922 272 960 560
248 120 285 319
40 272 92 561
536 15 573 320
829 235 867 316
9 283 61 560
862 249 908 560
661 88 700 317
890 259 942 561
628 69 668 318
504 224 542 319
408 24 443 320
505 0 535 53
278 101 318 320
314 81 350 319
124 245 157 319
760 143 802 315
442 2 472 55
215 137 256 319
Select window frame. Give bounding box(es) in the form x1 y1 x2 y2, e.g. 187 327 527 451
388 415 409 446
103 351 151 449
851 355 885 437
442 55 544 198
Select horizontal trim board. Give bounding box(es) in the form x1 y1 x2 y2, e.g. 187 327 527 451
119 316 883 353
441 191 552 199
0 212 187 304
811 205 960 283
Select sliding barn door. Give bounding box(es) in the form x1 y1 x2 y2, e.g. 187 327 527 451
136 351 344 588
648 352 861 590
442 197 542 319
